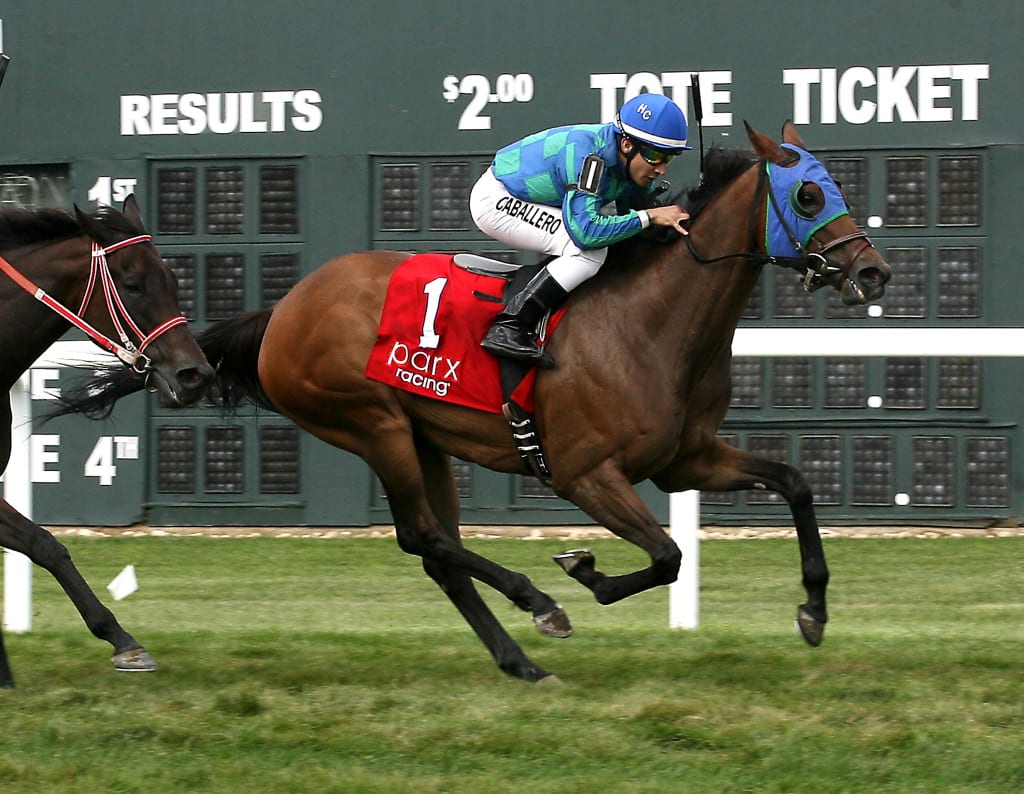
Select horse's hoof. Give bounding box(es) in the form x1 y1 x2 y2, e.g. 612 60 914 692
536 674 564 687
112 648 159 672
534 605 573 638
794 606 826 647
553 548 594 576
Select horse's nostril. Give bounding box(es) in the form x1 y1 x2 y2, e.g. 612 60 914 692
858 267 887 287
177 365 214 392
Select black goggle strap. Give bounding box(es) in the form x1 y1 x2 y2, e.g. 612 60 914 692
621 135 641 167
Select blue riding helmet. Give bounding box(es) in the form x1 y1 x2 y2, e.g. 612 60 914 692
615 93 692 152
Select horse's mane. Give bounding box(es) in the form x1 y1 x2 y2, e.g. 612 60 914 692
0 204 139 251
680 144 759 220
611 144 759 259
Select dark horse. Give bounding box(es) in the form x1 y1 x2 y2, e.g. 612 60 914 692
0 196 215 687
60 123 890 682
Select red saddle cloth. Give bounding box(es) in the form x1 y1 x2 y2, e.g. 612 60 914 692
364 253 564 414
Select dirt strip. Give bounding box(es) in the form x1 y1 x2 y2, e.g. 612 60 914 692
48 523 1024 540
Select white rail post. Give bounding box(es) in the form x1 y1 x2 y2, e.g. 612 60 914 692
669 489 700 629
3 372 33 633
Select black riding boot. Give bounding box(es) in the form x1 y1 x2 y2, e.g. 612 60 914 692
481 267 569 368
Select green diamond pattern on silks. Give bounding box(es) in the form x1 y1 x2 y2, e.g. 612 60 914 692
493 149 522 177
542 131 569 158
523 172 558 202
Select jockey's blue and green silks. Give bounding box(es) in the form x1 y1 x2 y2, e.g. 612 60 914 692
765 143 850 257
491 123 652 249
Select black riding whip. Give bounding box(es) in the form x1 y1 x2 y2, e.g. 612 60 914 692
690 72 705 185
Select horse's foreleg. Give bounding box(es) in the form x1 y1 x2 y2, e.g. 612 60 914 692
0 501 157 672
555 461 682 605
654 443 829 646
415 439 560 682
727 457 829 646
777 465 830 645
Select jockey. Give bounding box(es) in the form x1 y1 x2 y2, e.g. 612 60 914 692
470 92 693 367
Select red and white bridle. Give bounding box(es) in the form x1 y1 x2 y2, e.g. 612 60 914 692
0 234 188 374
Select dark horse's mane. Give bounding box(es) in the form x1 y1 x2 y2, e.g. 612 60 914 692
615 144 759 256
0 204 137 251
681 144 760 219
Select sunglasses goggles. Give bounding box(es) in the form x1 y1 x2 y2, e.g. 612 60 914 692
632 140 678 166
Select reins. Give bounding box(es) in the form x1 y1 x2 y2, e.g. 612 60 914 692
0 234 188 375
683 157 874 296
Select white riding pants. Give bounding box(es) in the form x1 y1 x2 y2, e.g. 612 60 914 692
469 168 607 291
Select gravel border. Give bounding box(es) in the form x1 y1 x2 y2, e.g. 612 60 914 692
48 523 1024 540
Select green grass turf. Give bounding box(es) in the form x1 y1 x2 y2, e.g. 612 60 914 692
2 535 1022 792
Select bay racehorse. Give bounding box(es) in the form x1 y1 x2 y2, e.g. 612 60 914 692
57 123 890 682
0 196 214 687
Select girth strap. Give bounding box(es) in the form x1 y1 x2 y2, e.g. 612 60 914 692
502 400 552 485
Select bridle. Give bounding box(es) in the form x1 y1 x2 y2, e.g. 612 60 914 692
0 234 188 376
684 157 876 300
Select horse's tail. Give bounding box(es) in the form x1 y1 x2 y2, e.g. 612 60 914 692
50 309 276 420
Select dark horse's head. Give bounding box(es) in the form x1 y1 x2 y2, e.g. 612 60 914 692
68 196 215 409
744 121 891 305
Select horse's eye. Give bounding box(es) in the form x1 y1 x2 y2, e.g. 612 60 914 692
121 279 143 295
789 180 824 220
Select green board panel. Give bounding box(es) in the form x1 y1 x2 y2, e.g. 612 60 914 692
2 1 1022 526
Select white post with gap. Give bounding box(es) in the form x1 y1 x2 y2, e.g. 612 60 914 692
2 343 111 633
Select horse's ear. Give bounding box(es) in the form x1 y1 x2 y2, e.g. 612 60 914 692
744 120 795 166
780 119 808 150
121 193 146 233
74 204 114 245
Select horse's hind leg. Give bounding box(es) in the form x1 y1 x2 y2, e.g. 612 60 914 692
654 440 829 646
0 501 156 673
415 439 559 682
364 430 571 660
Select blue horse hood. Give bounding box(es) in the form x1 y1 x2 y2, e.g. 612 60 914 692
765 143 850 258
